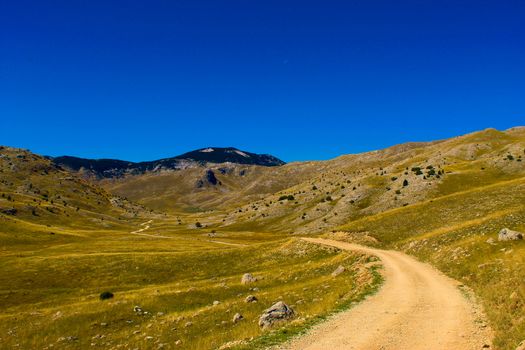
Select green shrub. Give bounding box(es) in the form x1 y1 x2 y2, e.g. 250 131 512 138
99 291 114 300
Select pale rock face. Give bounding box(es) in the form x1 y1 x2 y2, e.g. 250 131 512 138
498 228 523 241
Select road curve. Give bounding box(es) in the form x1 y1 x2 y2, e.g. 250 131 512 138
284 238 492 350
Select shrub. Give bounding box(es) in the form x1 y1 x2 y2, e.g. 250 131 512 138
99 291 114 300
195 222 202 228
403 179 409 187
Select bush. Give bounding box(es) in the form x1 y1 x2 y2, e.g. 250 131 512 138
403 179 409 187
99 291 114 300
195 222 202 228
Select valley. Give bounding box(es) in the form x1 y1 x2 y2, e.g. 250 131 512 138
1 127 524 349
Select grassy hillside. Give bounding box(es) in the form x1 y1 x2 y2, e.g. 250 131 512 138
333 130 525 349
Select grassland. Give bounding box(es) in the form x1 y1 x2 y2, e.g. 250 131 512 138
0 216 380 349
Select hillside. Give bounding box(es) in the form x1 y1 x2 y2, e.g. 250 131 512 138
105 128 524 236
0 146 150 249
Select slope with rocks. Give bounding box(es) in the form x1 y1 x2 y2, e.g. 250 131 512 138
0 146 148 248
216 128 525 234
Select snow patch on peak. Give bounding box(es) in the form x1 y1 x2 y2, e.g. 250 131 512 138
200 148 214 153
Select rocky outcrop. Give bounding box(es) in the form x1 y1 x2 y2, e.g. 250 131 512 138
258 301 295 328
498 228 523 241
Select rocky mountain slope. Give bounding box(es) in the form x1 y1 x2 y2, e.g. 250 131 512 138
100 127 525 235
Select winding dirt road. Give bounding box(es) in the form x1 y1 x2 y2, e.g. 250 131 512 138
285 238 492 350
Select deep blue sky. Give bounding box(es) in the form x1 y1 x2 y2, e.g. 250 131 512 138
1 1 524 162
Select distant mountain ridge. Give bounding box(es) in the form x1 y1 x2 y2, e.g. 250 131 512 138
51 147 285 178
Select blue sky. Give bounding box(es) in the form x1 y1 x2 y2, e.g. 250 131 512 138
1 0 524 162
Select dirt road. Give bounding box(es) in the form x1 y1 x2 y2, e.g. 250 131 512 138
284 238 492 350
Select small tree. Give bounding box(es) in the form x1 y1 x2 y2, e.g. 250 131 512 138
403 179 409 187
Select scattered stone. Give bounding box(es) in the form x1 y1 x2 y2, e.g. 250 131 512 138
232 313 244 323
133 306 144 315
100 323 108 327
213 300 220 306
498 228 523 241
175 340 182 346
258 301 295 329
485 238 495 244
241 273 257 284
184 321 193 328
516 340 525 350
245 295 258 303
331 265 346 277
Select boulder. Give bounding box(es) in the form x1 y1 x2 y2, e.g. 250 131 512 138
258 301 295 328
245 295 258 303
498 228 523 241
241 273 257 284
331 265 346 277
516 340 525 350
232 313 244 323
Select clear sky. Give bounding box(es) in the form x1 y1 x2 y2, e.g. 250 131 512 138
1 1 524 162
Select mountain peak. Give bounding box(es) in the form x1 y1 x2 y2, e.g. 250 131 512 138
174 147 285 166
51 147 285 178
